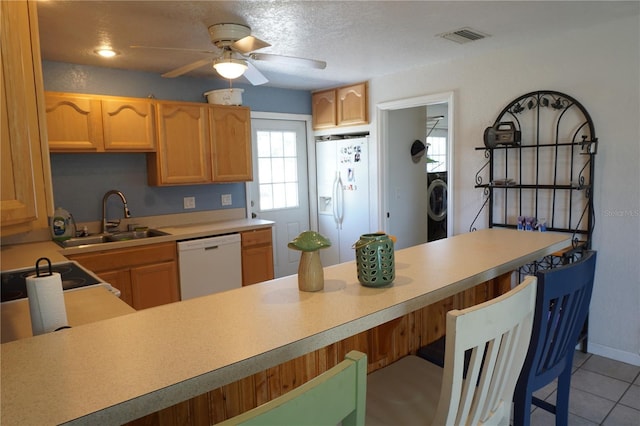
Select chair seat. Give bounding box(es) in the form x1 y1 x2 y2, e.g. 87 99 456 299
366 355 443 426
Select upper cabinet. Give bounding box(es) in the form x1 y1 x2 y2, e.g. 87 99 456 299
312 82 368 130
46 92 156 152
209 106 252 182
311 89 337 129
147 101 211 186
147 102 252 186
1 1 53 236
337 82 368 127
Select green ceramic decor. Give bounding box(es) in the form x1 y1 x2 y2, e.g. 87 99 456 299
288 231 331 292
353 232 395 287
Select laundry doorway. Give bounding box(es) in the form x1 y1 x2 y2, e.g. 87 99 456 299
378 92 454 249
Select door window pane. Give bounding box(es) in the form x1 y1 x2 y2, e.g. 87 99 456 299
257 131 300 211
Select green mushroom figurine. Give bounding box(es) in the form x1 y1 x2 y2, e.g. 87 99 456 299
288 231 332 292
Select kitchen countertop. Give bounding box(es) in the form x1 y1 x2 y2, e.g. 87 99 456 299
0 229 570 425
0 218 274 269
1 286 136 343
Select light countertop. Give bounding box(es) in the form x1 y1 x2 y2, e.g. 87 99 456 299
1 286 136 343
0 229 570 425
0 218 274 270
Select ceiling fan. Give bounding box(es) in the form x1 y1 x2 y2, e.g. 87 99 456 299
131 23 326 85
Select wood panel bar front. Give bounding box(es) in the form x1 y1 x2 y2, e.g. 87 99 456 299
126 274 512 425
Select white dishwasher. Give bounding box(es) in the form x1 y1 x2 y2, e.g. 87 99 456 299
177 234 242 300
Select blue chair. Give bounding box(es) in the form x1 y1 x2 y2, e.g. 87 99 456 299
513 250 597 426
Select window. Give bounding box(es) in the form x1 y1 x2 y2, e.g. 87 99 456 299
426 136 447 173
257 130 299 210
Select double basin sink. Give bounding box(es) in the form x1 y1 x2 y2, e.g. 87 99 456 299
56 229 169 248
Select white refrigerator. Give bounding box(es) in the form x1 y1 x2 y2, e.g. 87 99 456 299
316 136 370 266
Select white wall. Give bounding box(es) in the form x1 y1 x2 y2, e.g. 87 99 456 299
367 14 640 365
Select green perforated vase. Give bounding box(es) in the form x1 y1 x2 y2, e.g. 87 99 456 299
353 233 395 287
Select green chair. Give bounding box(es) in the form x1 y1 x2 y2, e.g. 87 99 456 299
217 350 367 426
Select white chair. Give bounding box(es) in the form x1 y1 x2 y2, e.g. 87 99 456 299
217 350 367 426
366 276 537 426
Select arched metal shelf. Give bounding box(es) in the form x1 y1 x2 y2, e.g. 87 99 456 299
470 90 597 262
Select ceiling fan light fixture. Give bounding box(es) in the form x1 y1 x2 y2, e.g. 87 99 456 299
213 57 248 79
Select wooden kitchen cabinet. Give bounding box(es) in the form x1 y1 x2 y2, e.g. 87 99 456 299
101 96 156 151
337 82 368 127
45 93 103 151
67 242 180 310
209 105 252 182
46 92 156 152
0 1 54 236
311 82 368 130
311 89 337 129
241 228 274 286
147 101 211 185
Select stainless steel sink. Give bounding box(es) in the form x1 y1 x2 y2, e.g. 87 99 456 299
56 229 168 248
105 229 168 242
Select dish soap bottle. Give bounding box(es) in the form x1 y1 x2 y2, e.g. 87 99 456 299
50 207 74 242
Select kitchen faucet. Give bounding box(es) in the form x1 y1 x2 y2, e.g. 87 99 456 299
102 190 131 234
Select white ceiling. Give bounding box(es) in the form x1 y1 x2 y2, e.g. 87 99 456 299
36 1 639 91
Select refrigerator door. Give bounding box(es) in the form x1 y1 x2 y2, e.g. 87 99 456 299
317 137 370 266
336 138 369 263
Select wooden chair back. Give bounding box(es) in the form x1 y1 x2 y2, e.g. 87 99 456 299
217 350 367 426
513 250 597 426
432 275 537 425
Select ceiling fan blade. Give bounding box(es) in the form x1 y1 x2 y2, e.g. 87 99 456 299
161 58 213 78
130 45 217 55
231 36 271 54
243 61 268 86
250 53 326 70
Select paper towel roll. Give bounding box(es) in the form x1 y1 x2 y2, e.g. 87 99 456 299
26 272 69 335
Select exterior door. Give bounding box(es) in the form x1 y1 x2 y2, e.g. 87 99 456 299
249 118 310 278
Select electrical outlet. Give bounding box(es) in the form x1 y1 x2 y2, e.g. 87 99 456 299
184 196 196 209
221 194 232 206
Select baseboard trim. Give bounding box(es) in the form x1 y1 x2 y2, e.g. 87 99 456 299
588 342 640 366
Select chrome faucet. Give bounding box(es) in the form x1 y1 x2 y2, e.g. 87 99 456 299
102 190 131 234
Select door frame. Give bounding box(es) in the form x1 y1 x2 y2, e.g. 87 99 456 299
246 111 317 230
376 91 455 236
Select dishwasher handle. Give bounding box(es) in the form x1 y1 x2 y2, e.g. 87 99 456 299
204 245 219 251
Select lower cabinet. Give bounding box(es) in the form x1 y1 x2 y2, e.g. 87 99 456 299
67 242 179 310
240 228 274 286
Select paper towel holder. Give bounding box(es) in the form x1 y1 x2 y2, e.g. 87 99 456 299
35 257 53 277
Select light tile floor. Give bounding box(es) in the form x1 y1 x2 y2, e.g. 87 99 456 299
529 351 640 425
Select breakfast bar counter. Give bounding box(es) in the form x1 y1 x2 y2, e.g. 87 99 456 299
0 229 570 425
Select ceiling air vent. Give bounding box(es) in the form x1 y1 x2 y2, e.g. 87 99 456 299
438 27 490 44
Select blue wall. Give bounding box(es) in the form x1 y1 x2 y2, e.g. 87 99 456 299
44 61 312 222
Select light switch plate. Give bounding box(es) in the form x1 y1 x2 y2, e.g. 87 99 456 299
184 196 196 209
221 194 232 206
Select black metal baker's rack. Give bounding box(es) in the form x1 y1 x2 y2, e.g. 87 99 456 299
470 90 598 275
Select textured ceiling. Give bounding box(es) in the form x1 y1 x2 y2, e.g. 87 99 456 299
36 1 639 91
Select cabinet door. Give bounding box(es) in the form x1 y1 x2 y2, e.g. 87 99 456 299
130 261 179 310
337 82 368 127
209 106 252 182
241 245 274 286
149 102 211 185
102 97 156 151
312 89 337 129
46 92 104 151
0 1 51 234
98 269 133 308
241 228 274 286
